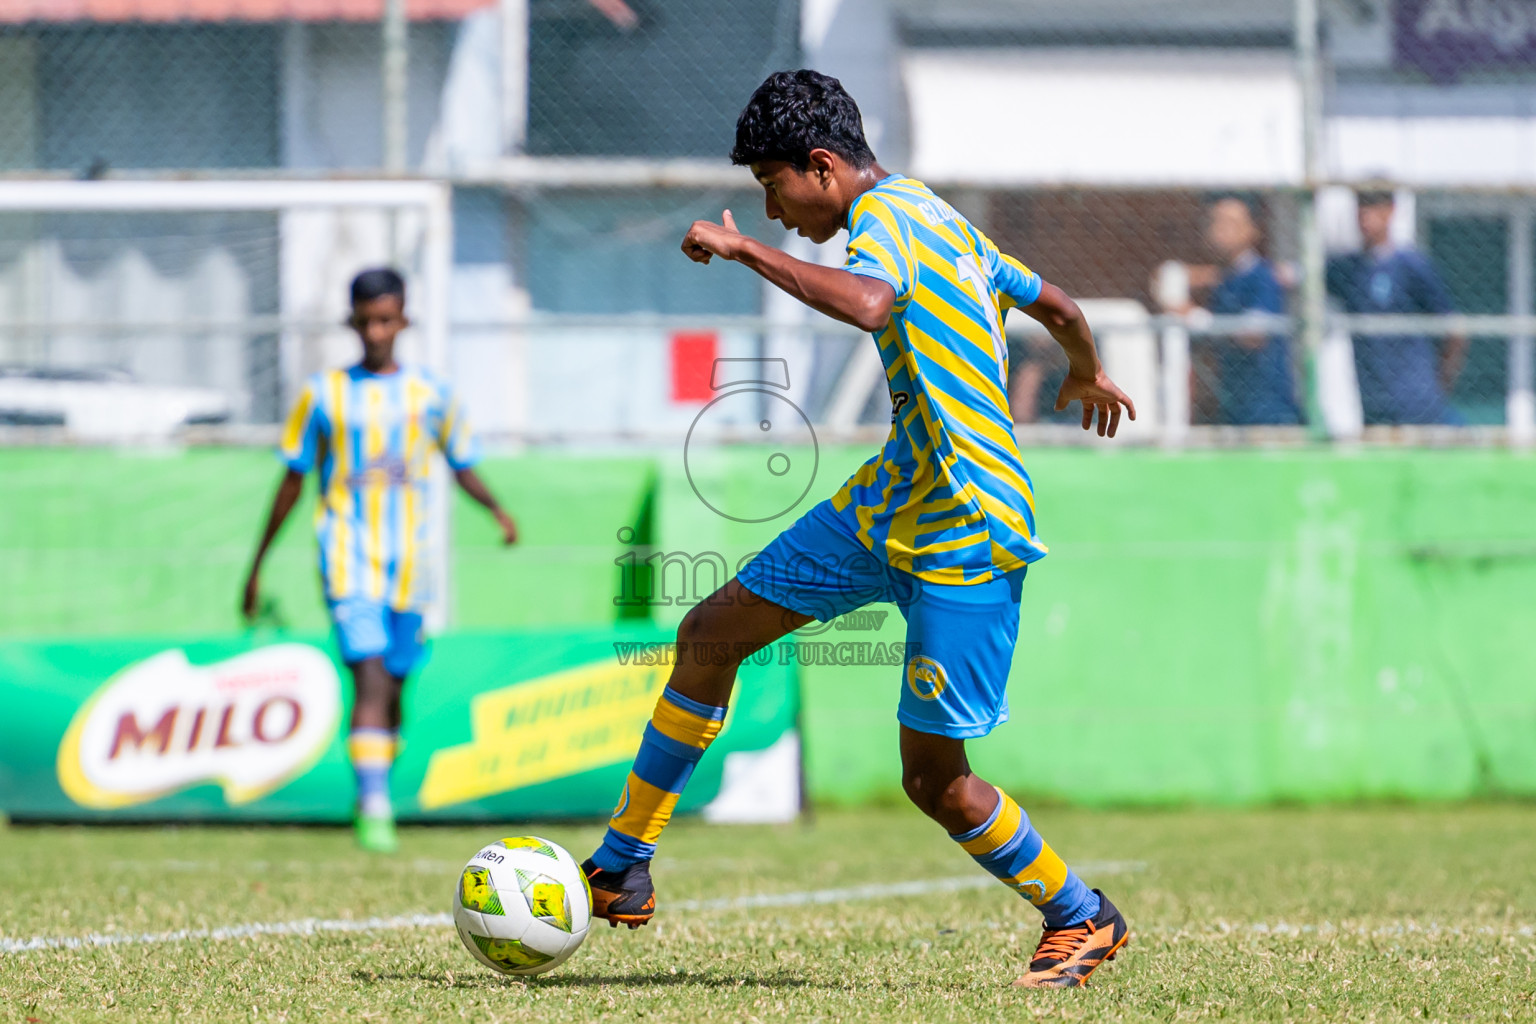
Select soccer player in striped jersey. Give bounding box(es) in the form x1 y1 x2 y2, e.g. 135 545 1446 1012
241 268 518 852
583 71 1135 988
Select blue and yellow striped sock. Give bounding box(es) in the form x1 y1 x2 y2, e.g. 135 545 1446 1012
951 786 1100 928
348 727 395 819
591 687 726 871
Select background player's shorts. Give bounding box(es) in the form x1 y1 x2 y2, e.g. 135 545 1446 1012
328 597 427 678
737 499 1025 739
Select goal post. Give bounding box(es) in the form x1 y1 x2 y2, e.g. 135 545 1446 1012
0 179 456 630
0 179 453 390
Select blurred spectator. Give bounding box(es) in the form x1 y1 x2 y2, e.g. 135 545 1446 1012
1006 333 1066 424
1326 190 1467 425
1158 196 1301 425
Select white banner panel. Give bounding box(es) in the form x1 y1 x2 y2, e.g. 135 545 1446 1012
905 49 1304 186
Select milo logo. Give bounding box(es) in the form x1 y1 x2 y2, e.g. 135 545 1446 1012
57 645 341 808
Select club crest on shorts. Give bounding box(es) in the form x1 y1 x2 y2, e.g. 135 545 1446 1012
906 655 948 701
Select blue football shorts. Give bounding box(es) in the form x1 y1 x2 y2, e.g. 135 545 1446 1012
736 498 1025 739
328 597 427 678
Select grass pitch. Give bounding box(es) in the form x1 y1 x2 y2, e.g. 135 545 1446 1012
1 805 1532 1022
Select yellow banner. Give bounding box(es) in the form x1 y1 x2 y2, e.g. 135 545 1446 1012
418 658 673 810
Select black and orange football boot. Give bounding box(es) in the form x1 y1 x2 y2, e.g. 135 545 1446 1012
1013 889 1130 988
581 858 657 929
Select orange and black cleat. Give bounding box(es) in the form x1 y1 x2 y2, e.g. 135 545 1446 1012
581 858 656 929
1013 889 1130 988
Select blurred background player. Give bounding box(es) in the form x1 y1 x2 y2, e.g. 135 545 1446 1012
1158 195 1301 426
240 267 518 852
1327 189 1467 426
582 70 1135 989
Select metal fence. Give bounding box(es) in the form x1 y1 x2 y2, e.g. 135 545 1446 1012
2 0 1536 445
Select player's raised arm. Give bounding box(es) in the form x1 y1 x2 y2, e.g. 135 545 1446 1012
1022 281 1137 438
682 209 895 333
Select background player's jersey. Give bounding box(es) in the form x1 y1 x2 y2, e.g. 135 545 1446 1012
833 174 1048 584
280 364 479 611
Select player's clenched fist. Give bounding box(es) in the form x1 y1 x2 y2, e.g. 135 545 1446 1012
682 210 746 264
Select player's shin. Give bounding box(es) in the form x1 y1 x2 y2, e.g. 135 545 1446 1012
347 727 395 819
950 786 1100 927
590 687 726 870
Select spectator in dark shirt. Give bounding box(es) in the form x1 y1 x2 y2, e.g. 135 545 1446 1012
1326 190 1467 425
1161 196 1301 425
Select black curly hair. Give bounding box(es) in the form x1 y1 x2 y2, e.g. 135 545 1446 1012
350 267 406 307
730 69 876 170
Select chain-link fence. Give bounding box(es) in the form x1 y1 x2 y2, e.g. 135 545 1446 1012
2 0 1536 444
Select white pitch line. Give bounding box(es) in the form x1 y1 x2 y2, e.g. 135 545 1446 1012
670 860 1147 912
1185 920 1535 939
0 912 455 954
106 858 466 875
0 861 1146 956
675 876 995 912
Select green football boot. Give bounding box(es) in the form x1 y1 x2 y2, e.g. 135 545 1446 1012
354 812 399 853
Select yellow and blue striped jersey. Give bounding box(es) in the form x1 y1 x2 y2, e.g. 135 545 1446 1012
832 174 1048 584
279 364 478 611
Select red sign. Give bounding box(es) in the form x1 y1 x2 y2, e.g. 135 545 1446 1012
670 332 718 403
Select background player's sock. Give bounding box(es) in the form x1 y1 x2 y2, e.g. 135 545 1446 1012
590 687 726 872
950 786 1100 927
348 727 395 819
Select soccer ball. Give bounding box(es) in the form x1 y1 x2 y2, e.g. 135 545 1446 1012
452 836 593 976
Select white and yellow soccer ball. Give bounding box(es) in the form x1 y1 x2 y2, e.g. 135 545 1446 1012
452 836 593 975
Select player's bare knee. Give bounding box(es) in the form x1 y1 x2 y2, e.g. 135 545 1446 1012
681 599 735 644
353 689 391 717
934 776 974 820
350 659 393 703
902 766 971 823
900 768 925 810
675 603 705 646
676 603 749 669
901 767 943 818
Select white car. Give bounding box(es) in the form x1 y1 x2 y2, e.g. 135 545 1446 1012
0 366 231 439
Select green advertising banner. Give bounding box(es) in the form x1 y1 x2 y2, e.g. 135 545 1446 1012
0 627 799 823
655 447 1536 806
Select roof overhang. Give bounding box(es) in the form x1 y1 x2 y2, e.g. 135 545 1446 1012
0 0 489 23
